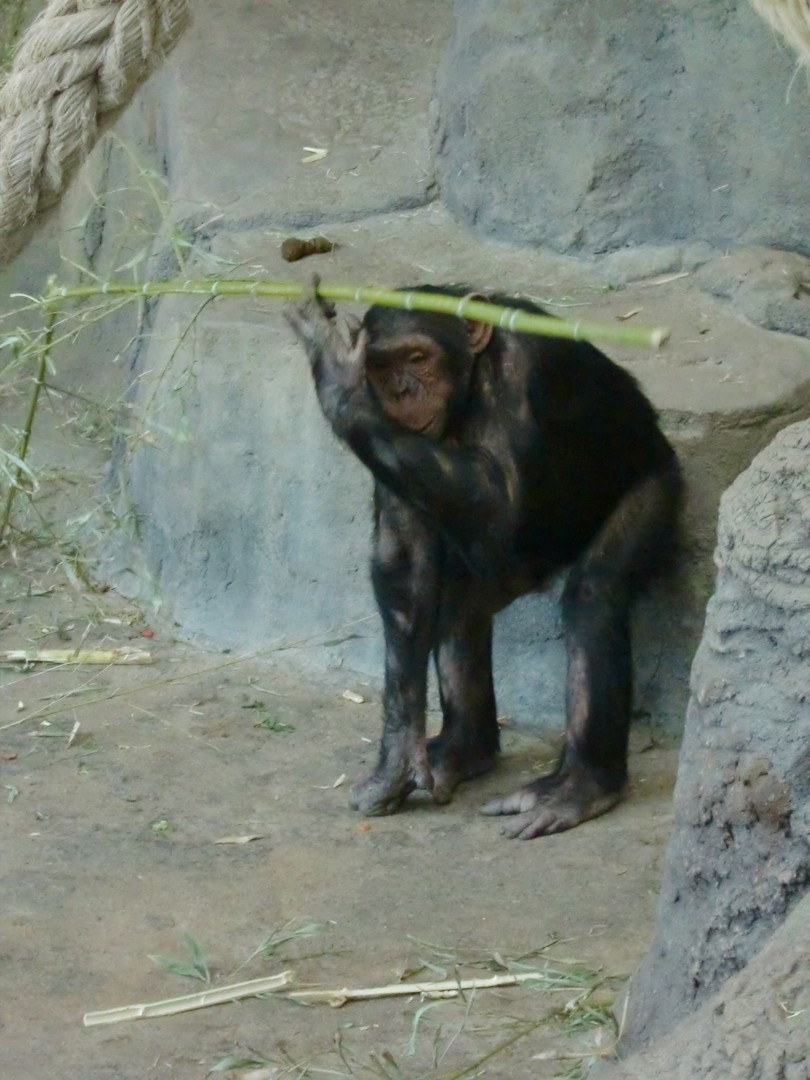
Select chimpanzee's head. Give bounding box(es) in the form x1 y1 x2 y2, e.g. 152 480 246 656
359 304 493 436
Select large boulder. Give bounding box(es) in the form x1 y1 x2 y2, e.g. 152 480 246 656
618 419 810 1050
600 894 810 1080
433 0 810 255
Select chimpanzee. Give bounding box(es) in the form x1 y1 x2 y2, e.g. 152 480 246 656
284 281 681 838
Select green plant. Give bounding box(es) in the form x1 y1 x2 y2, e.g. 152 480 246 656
150 931 211 984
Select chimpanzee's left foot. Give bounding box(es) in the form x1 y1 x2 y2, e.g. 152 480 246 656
426 733 499 805
479 762 624 838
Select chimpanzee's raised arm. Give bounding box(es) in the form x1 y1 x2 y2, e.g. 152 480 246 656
284 289 517 570
283 286 366 425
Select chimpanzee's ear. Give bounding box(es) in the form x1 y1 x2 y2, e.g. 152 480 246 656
462 293 494 354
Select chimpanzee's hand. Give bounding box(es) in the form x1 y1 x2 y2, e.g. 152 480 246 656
284 277 367 428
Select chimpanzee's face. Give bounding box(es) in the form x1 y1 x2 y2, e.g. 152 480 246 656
363 333 459 435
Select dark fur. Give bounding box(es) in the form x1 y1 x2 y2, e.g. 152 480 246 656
285 285 681 837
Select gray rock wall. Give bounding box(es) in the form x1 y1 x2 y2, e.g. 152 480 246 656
6 0 810 742
619 419 810 1050
434 0 810 255
99 190 810 733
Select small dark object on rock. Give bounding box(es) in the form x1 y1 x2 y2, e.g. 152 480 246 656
281 236 337 262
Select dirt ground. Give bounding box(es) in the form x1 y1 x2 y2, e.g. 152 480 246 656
1 6 806 1075
0 217 681 1080
0 546 678 1080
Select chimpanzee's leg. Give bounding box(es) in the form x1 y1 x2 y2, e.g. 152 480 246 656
481 466 680 838
427 583 500 805
349 490 441 816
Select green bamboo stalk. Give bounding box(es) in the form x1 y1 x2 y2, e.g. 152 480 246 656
44 278 670 348
0 300 56 543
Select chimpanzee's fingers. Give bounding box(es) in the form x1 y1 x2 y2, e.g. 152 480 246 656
348 327 369 366
283 283 334 339
282 300 314 341
283 302 333 363
282 275 333 335
310 273 337 320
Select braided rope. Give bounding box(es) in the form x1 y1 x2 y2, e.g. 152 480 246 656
750 0 810 65
0 0 191 268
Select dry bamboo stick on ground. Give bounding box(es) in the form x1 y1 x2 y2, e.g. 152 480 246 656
83 971 293 1026
287 970 558 1005
1 647 153 665
82 969 554 1027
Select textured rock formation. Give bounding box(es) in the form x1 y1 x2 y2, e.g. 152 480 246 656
433 1 810 255
619 419 810 1051
600 895 810 1080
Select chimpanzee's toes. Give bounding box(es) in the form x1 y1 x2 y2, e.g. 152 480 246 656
499 806 594 839
479 787 539 816
480 767 623 837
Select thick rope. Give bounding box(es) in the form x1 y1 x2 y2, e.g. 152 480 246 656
0 0 191 268
750 0 810 65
